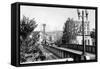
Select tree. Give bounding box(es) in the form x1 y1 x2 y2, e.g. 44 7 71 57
90 29 95 46
20 16 38 63
90 29 95 39
55 38 62 47
20 16 37 40
62 18 80 44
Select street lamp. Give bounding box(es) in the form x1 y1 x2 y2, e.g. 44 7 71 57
77 9 88 60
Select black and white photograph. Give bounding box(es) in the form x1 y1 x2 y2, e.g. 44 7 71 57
0 0 100 68
19 3 97 65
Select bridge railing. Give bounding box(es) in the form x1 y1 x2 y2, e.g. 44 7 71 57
61 44 96 54
44 45 82 61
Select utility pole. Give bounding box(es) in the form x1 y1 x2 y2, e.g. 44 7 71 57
77 9 88 60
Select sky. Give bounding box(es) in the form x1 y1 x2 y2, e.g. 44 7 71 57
20 5 95 32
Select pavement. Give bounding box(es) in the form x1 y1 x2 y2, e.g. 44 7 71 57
38 44 58 60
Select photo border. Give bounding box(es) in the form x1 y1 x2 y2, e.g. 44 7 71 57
12 2 98 67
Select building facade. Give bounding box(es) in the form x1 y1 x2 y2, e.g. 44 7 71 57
70 20 94 46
